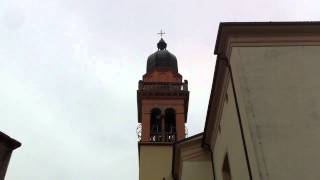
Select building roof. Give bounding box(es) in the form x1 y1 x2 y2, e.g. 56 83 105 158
214 21 320 57
0 131 21 150
146 38 178 73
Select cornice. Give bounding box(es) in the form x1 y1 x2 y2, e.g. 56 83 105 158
215 22 320 58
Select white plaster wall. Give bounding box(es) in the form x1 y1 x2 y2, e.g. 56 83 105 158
230 46 320 180
181 161 213 180
212 81 250 180
139 145 173 180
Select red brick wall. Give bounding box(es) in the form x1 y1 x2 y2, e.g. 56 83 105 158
143 70 182 82
141 99 186 142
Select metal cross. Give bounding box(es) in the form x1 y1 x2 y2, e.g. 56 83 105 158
157 30 166 38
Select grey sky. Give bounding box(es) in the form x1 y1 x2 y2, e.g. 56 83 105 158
1 0 320 179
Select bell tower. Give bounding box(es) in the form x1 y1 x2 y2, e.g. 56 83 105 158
137 37 189 180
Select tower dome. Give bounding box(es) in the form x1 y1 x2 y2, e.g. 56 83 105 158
146 38 178 73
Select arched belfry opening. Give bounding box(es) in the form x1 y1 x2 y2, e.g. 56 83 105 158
150 108 162 142
165 108 176 142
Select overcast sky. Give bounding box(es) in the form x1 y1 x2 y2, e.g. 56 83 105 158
1 0 320 179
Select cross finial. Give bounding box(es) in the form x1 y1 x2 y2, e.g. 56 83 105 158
157 30 166 38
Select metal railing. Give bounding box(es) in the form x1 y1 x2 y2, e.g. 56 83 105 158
137 124 188 142
138 80 188 91
150 126 177 142
150 132 176 142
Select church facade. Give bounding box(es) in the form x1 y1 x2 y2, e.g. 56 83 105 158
137 22 320 180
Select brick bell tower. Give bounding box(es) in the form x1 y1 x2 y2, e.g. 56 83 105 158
137 37 189 180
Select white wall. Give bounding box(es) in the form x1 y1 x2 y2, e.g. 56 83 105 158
231 46 320 180
181 161 213 180
211 80 250 180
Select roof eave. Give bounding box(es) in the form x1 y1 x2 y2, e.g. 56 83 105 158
0 131 21 150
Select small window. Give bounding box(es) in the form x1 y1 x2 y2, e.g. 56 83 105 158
222 154 231 180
